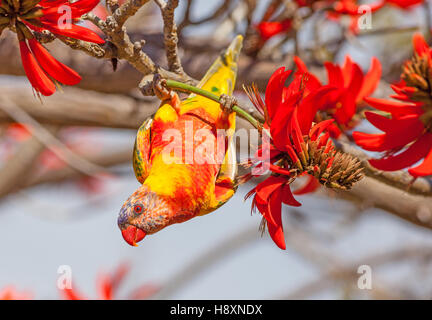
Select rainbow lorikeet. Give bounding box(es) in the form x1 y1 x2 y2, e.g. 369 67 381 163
118 36 243 246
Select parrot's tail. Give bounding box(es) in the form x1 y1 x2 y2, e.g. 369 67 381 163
195 35 243 96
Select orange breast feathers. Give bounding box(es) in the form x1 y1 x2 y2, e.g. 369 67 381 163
143 106 231 215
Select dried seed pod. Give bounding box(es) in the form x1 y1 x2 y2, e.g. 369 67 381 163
402 54 432 106
289 136 364 190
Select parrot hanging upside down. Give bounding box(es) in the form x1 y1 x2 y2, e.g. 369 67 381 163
118 36 243 246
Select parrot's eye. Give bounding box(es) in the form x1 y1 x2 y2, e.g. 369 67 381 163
133 204 143 214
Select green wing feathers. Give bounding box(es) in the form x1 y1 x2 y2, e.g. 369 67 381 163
133 117 153 184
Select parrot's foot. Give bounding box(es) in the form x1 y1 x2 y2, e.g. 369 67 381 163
152 74 181 110
153 74 174 103
219 94 237 114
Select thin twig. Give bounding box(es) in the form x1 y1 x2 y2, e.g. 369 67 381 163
155 0 185 75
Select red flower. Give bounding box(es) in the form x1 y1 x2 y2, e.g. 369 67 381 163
294 55 382 137
5 123 31 141
332 0 385 15
244 68 362 249
0 286 32 300
61 262 159 300
256 19 292 41
254 0 327 41
328 0 385 34
353 33 432 177
34 0 104 43
1 0 104 96
247 176 301 250
385 0 423 8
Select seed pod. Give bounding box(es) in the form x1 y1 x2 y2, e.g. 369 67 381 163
20 0 41 14
0 16 10 25
16 21 34 40
0 1 12 12
289 136 364 190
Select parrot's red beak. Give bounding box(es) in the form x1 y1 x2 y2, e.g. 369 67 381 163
121 225 146 246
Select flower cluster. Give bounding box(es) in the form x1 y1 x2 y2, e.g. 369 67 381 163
354 33 432 178
255 0 385 41
61 263 159 300
0 263 158 300
254 0 423 45
244 67 364 249
294 55 381 138
0 0 104 96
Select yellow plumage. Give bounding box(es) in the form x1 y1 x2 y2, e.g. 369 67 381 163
119 36 243 245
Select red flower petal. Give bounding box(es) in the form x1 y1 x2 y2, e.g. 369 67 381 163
353 117 424 152
97 273 113 300
40 0 69 7
257 19 292 40
408 133 432 177
28 39 82 86
390 83 416 101
342 55 354 86
356 57 382 103
364 111 418 133
386 0 423 9
325 62 344 87
42 0 101 20
369 133 432 171
293 175 321 195
265 67 292 120
254 176 286 227
266 188 286 250
347 62 364 98
269 164 293 176
297 86 337 134
293 57 322 93
19 41 56 96
364 97 423 117
40 21 105 44
71 0 102 17
293 56 309 74
270 105 295 151
412 32 430 56
290 108 304 154
334 63 363 124
255 176 285 206
61 286 86 300
285 144 300 164
318 131 331 148
309 119 335 141
282 183 302 205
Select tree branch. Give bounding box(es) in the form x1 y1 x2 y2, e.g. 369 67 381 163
0 87 157 128
0 127 58 198
0 97 109 176
336 140 432 197
155 0 185 75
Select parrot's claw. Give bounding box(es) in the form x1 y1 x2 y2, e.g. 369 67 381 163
152 74 175 103
219 94 237 114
